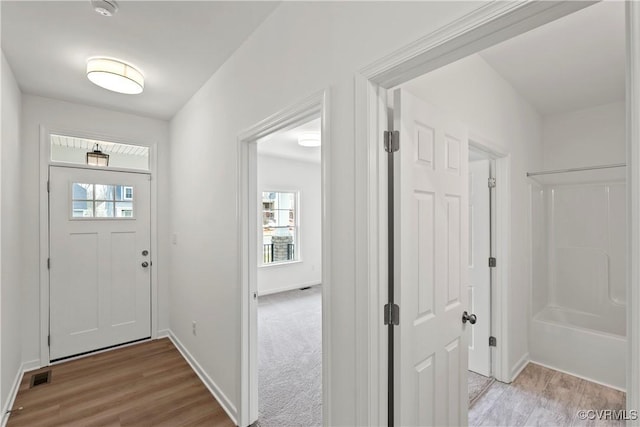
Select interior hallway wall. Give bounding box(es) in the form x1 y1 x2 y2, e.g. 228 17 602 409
542 101 625 170
402 53 543 379
1 51 23 412
257 154 321 295
20 95 171 365
168 2 481 424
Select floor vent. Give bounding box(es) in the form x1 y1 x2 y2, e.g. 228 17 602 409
30 370 51 388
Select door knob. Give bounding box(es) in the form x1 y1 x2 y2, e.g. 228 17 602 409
141 261 149 268
462 311 477 325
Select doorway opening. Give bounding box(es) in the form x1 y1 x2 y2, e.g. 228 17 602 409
362 1 633 425
467 148 496 407
238 90 329 427
255 118 323 426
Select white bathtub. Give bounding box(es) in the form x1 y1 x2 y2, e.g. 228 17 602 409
530 305 626 390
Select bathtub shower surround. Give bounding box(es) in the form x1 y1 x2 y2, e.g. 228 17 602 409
529 165 626 390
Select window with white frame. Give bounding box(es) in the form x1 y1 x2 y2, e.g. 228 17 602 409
71 183 134 219
123 186 133 200
262 191 297 264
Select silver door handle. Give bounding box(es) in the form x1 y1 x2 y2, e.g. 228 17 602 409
141 261 149 268
462 311 477 325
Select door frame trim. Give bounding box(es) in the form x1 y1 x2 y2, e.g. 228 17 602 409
38 126 159 366
468 135 510 383
353 1 639 424
237 89 331 427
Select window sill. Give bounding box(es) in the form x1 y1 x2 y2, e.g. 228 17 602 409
259 260 302 268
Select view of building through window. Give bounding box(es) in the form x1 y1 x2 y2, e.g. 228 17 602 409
262 191 297 264
72 182 134 218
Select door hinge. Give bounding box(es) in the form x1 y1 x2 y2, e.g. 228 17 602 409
488 177 496 188
489 336 497 347
384 130 399 153
384 303 399 325
47 180 50 193
489 257 497 268
48 335 50 347
47 258 50 269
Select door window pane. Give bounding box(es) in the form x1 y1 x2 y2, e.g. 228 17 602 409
94 184 115 201
71 183 134 219
95 201 115 218
115 202 133 218
72 183 93 200
72 201 93 218
115 185 133 201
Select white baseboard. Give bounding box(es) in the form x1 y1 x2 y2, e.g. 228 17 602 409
258 281 321 296
529 359 626 392
167 331 237 425
510 352 530 382
21 360 41 373
1 360 37 427
157 329 171 339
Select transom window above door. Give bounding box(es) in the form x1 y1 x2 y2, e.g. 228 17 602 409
71 183 134 219
50 134 150 171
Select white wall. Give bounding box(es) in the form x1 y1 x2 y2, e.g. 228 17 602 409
402 53 543 379
1 52 23 411
20 95 171 364
168 2 480 424
542 101 625 169
257 154 321 295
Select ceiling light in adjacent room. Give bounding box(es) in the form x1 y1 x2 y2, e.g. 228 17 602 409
297 133 321 147
91 0 119 17
86 57 144 95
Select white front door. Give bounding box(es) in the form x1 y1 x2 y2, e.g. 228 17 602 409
468 159 491 376
394 89 470 426
49 166 151 360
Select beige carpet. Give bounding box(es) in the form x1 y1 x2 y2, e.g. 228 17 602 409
469 370 494 407
257 286 322 427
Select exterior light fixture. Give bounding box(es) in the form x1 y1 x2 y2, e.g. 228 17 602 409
86 57 144 95
297 132 321 147
87 144 109 166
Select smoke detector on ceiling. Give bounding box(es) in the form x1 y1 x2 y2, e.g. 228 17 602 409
91 0 118 17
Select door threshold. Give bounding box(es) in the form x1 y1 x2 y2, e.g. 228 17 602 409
50 336 152 364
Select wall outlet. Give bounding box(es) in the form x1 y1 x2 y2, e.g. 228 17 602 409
192 321 197 336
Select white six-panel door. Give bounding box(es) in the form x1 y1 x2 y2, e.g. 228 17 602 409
394 89 470 426
49 166 151 360
468 159 491 376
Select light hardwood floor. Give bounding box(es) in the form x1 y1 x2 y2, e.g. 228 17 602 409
7 338 235 427
470 363 626 427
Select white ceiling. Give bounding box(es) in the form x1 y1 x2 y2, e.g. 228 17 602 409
257 118 321 164
478 1 625 116
1 1 279 120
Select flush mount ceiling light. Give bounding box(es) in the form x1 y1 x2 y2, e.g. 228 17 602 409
86 57 144 95
297 132 321 147
91 0 118 17
86 144 110 167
